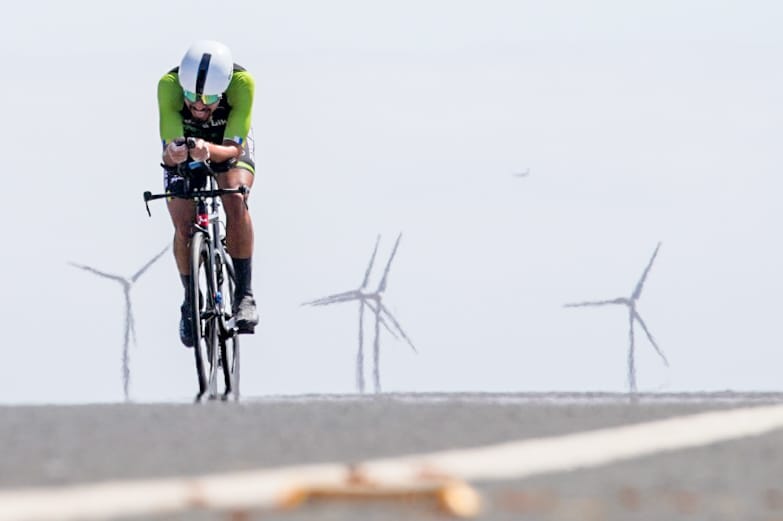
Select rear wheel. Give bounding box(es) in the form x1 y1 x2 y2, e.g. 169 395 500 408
190 232 219 402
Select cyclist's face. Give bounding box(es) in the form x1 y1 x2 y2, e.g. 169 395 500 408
185 99 220 121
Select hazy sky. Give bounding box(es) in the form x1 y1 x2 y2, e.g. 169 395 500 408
3 1 782 403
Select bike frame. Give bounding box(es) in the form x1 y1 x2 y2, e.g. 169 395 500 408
192 169 235 331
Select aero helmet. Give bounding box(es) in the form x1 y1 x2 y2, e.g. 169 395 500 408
178 40 233 96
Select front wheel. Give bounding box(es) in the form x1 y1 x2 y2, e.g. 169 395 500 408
190 232 219 401
218 255 240 402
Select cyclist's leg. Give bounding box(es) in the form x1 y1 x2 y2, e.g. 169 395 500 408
164 169 197 346
167 198 195 275
212 135 258 330
164 169 196 278
214 131 256 260
218 167 256 328
217 166 255 258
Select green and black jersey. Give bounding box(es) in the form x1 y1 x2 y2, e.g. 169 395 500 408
158 64 254 148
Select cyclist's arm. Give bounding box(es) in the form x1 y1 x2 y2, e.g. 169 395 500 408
158 72 186 167
199 71 254 163
223 70 254 149
203 141 243 163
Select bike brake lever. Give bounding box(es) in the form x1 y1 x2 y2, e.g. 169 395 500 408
143 191 153 217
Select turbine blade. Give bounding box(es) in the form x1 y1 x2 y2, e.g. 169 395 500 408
377 233 402 293
564 297 627 308
633 310 669 366
632 242 662 301
361 235 382 290
131 244 171 283
68 262 126 284
378 303 417 353
302 290 362 306
366 301 399 340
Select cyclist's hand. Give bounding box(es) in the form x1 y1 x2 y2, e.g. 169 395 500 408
165 141 188 164
189 139 211 162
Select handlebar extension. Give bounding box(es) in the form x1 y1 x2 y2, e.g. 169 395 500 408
143 185 249 217
173 137 198 149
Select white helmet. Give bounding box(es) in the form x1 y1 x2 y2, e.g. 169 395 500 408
178 40 233 96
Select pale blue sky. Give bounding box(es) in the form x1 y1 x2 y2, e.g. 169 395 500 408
2 1 782 403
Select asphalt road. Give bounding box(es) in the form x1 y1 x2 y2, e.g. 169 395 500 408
2 392 783 521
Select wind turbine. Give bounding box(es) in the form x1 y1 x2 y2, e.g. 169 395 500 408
68 245 170 401
303 233 416 393
564 242 668 394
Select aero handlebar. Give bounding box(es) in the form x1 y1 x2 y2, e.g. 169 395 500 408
143 186 249 217
143 146 249 216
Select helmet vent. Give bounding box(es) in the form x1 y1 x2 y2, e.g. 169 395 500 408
195 53 212 95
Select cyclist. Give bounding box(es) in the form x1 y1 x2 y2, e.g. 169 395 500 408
158 40 259 347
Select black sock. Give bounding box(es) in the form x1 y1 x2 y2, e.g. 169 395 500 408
180 274 192 303
233 257 253 298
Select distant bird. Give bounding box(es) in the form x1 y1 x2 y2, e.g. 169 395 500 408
69 245 170 401
303 234 416 393
564 242 668 394
512 169 530 178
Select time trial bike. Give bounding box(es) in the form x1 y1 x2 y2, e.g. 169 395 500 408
143 139 248 402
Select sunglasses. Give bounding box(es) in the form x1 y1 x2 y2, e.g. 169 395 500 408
183 90 221 105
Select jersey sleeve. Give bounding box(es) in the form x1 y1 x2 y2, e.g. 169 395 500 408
158 72 185 147
223 70 255 146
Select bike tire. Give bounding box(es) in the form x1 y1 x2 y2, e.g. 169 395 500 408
219 255 241 402
190 231 220 401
